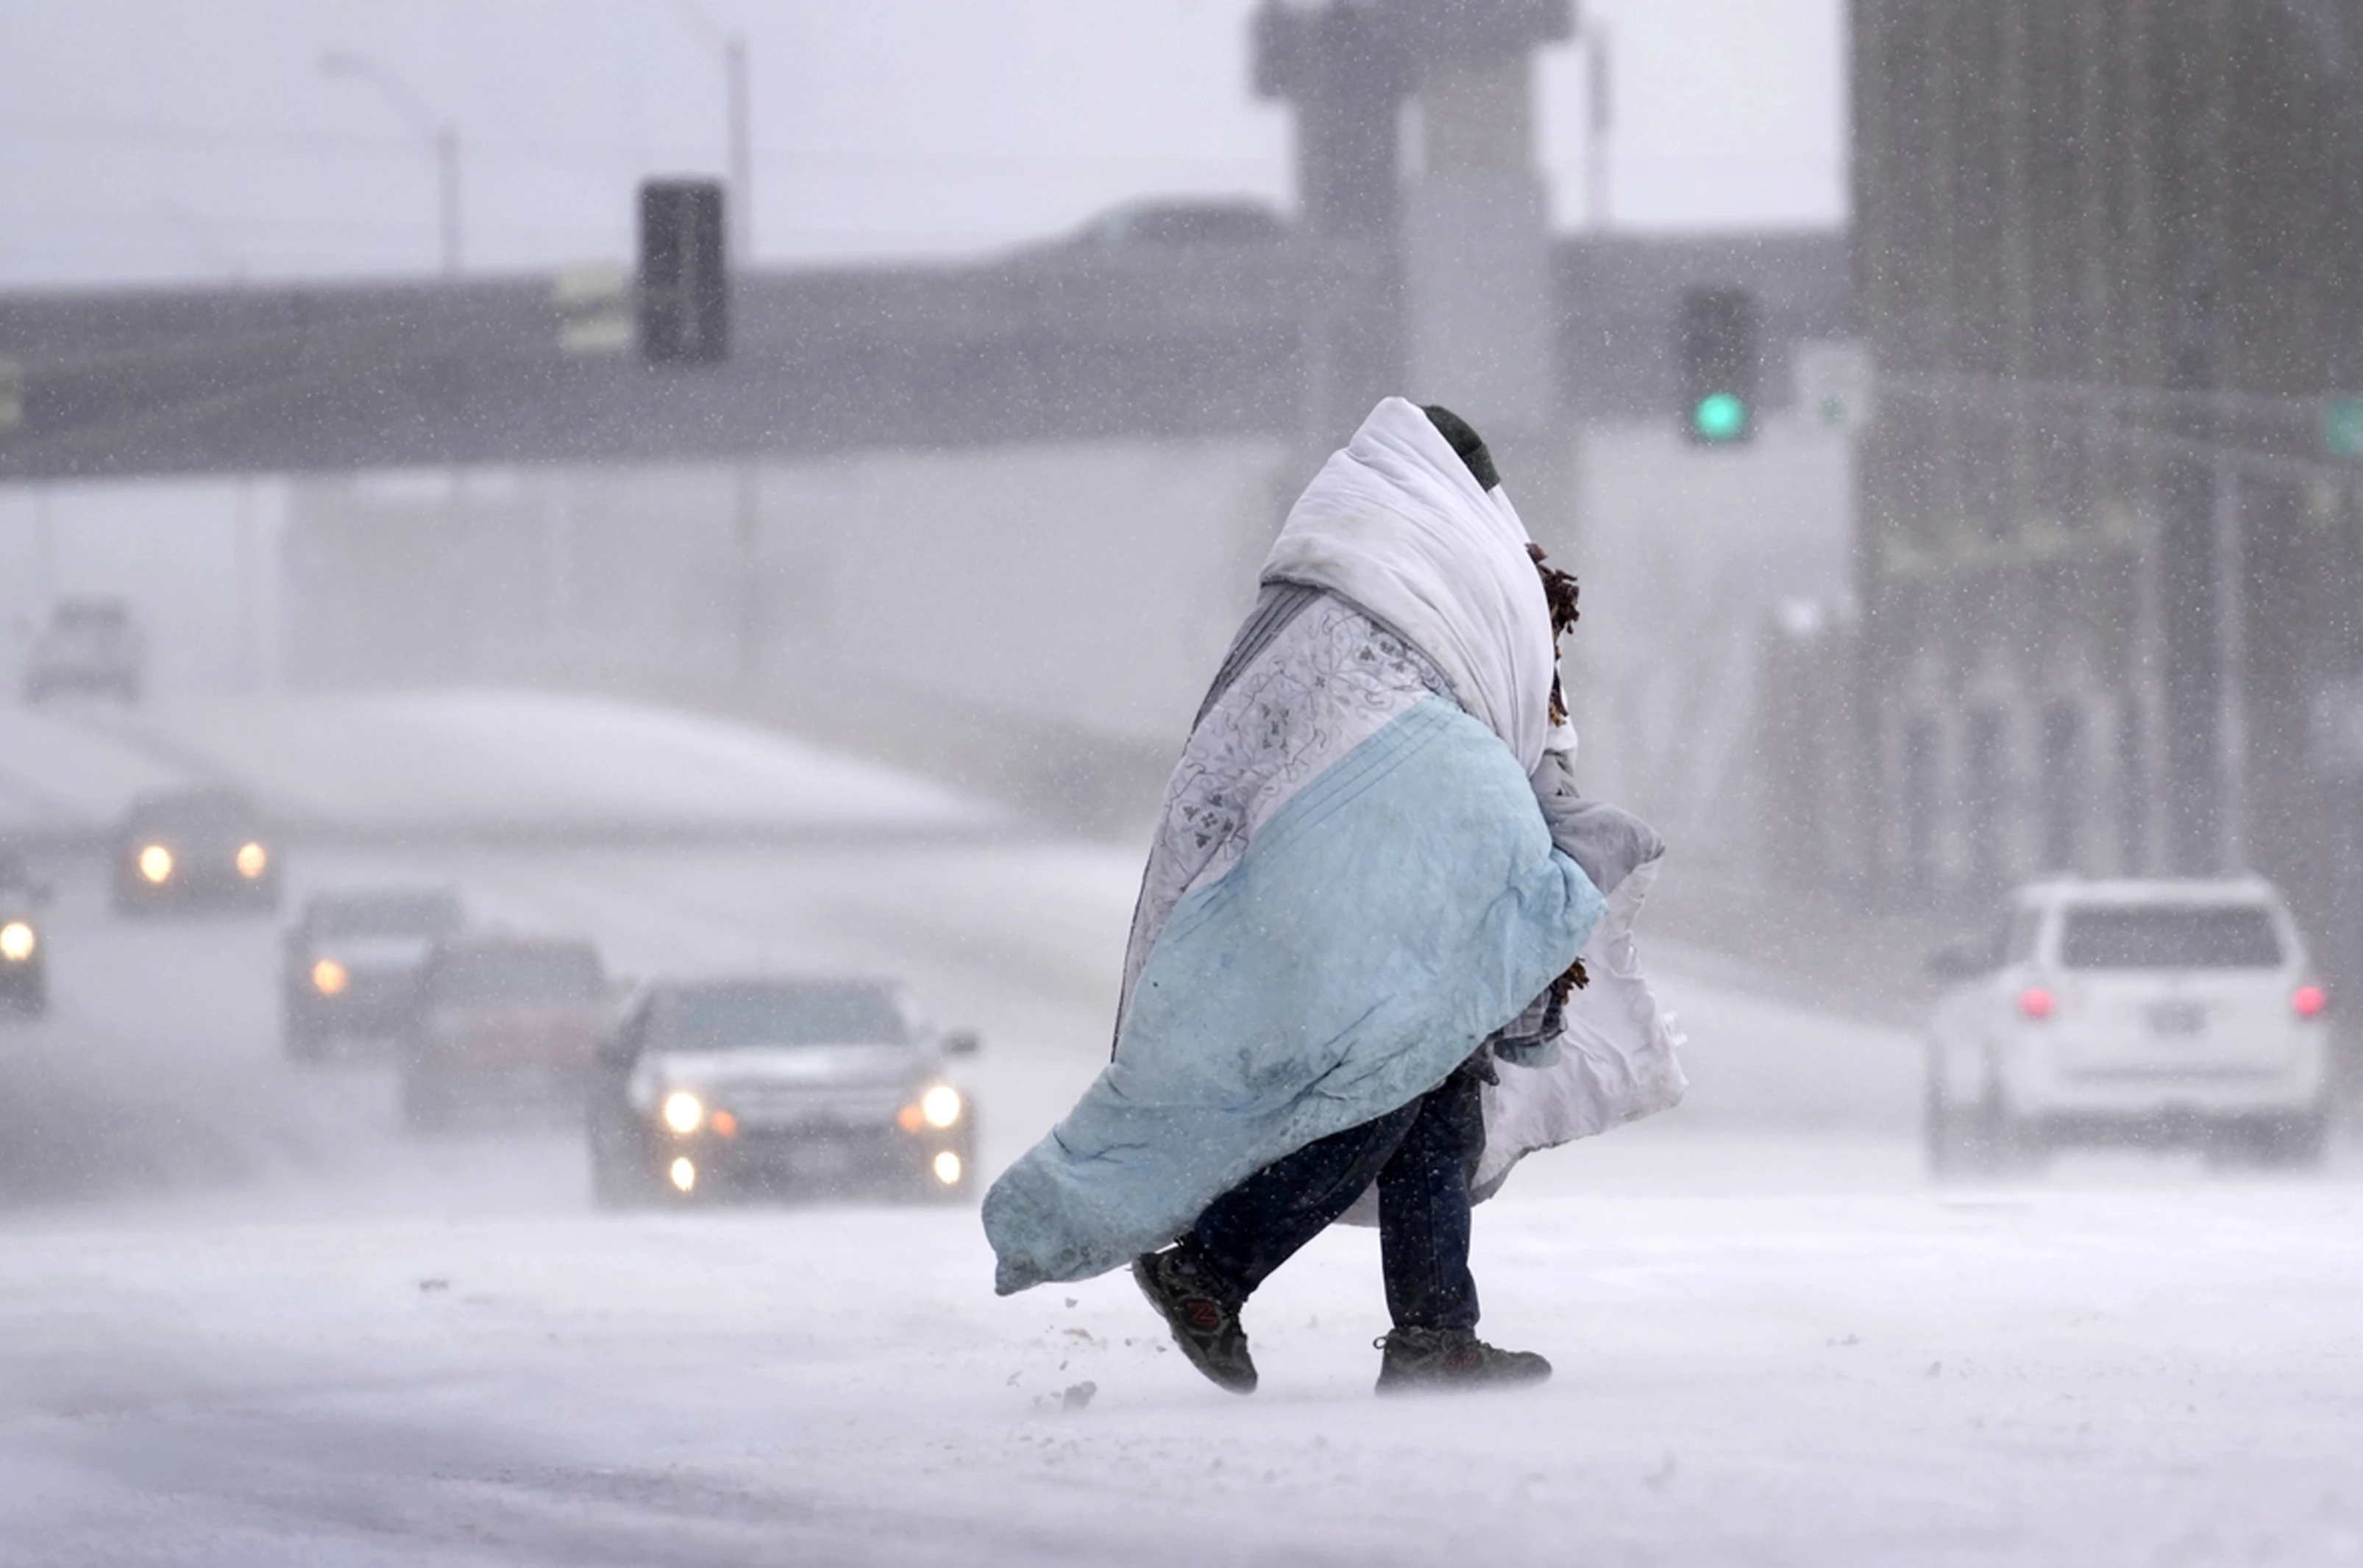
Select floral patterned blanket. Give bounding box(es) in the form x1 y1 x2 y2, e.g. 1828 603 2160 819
981 399 1681 1295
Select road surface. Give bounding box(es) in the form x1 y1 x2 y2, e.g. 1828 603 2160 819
1 692 2356 1566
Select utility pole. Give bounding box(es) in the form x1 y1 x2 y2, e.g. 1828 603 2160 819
436 122 461 276
663 4 761 674
32 487 53 605
725 32 752 265
2156 10 2233 875
2156 274 2227 877
235 480 257 690
667 1 753 265
1583 21 1613 230
733 467 761 678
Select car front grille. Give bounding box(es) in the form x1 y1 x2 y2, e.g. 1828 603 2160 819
722 1084 906 1130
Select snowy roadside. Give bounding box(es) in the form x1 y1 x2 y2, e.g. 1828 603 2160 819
0 690 1005 851
4 1181 2359 1567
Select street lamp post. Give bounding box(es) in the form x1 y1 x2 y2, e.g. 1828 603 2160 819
320 51 461 274
434 121 461 277
667 1 752 264
665 3 761 676
725 32 751 266
1582 20 1613 231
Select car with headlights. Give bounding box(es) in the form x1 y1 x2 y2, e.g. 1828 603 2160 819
0 852 48 1017
282 887 465 1061
24 596 143 703
1925 877 2332 1174
110 786 279 915
402 933 610 1131
586 976 979 1205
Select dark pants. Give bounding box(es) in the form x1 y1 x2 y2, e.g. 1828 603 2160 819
1183 1061 1485 1332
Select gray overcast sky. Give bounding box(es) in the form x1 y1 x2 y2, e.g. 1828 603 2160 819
0 0 1844 287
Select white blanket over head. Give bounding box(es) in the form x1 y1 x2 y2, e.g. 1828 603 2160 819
1262 397 1564 774
982 397 1682 1291
1267 399 1685 1208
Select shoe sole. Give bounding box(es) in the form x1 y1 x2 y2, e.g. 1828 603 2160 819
1375 1372 1554 1395
1375 1360 1553 1395
1131 1257 1257 1395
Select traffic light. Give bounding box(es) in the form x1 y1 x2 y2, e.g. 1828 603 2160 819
638 179 729 365
1677 285 1760 446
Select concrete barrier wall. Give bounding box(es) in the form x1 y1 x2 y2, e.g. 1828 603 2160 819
278 437 1295 752
6 421 1849 863
761 438 1292 746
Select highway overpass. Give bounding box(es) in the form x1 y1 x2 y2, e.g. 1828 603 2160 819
0 230 1847 482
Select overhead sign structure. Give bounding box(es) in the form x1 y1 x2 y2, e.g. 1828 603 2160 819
553 265 632 357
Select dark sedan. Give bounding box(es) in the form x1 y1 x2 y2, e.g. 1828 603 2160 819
0 854 46 1017
283 887 465 1061
111 787 279 916
587 977 979 1206
403 934 610 1132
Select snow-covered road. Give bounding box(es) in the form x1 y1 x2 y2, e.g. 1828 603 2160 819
3 692 2359 1564
8 1183 2360 1567
7 833 2355 1567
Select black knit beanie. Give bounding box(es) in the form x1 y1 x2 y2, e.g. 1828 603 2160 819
1421 404 1500 491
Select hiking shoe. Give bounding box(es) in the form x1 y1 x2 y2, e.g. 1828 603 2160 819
1131 1246 1257 1394
1374 1328 1552 1394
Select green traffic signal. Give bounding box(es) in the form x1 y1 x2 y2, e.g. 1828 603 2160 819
2324 394 2363 460
1693 391 1749 443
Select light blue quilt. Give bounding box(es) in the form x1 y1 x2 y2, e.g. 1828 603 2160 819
984 694 1604 1294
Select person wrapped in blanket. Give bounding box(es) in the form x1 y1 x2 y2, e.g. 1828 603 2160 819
981 398 1685 1395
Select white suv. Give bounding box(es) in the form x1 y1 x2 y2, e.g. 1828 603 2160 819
1925 878 2331 1173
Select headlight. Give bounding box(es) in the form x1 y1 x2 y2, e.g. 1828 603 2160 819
311 958 347 996
669 1156 697 1193
920 1084 963 1130
0 921 33 962
137 844 174 883
235 842 268 879
661 1091 704 1134
932 1150 963 1186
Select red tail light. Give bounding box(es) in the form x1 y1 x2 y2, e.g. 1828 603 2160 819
2294 985 2328 1019
2017 986 2055 1020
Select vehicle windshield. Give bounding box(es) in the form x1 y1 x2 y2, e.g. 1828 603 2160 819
2058 905 2283 969
45 621 126 652
1079 204 1282 248
129 793 257 834
652 982 912 1049
314 893 461 939
430 947 604 1005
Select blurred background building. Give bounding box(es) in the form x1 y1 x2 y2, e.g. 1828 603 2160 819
1834 0 2363 987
